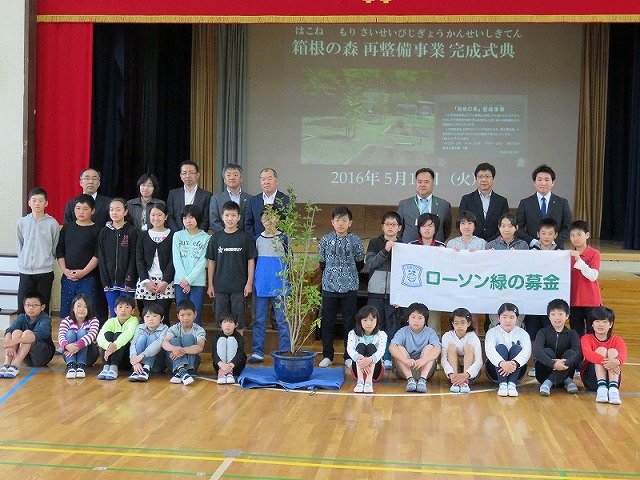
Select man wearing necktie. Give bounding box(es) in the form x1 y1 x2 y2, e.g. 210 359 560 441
515 164 572 249
397 167 452 244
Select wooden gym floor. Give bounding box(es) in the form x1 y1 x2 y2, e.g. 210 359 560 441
0 336 638 480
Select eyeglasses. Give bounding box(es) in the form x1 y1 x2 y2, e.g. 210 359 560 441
476 174 493 180
383 223 399 227
81 176 100 181
24 303 42 308
180 171 198 176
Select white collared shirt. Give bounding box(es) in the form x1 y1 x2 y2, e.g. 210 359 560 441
184 185 198 205
263 190 278 205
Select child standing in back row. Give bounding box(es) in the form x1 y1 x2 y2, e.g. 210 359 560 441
173 205 210 324
98 198 138 318
249 207 290 363
318 206 365 368
569 220 602 336
365 211 403 371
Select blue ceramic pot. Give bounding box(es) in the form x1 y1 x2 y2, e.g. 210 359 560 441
271 350 317 383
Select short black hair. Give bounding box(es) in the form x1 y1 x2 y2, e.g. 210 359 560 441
180 160 199 172
590 306 615 338
547 298 569 316
222 201 242 215
569 220 590 234
449 307 474 332
456 210 477 230
142 303 165 319
497 302 519 317
75 193 95 209
417 212 440 233
331 205 352 220
218 311 238 324
79 168 101 179
181 204 203 225
474 162 496 178
23 291 45 306
415 167 435 180
381 211 402 226
28 187 48 201
136 173 160 196
114 296 136 309
498 212 517 228
149 202 169 216
354 305 380 336
532 164 556 182
176 299 196 314
406 302 429 322
538 217 559 233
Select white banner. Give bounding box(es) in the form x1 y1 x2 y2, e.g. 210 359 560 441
390 243 571 315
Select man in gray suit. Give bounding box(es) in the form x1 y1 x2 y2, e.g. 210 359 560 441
209 163 251 233
458 162 510 242
167 160 213 232
397 167 452 243
515 164 572 248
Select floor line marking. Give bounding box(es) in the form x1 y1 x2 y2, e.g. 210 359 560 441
210 457 234 480
0 369 37 405
0 444 635 479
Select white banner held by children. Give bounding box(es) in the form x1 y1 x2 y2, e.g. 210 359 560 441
390 243 570 315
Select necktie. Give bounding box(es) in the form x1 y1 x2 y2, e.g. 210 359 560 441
541 197 547 216
420 197 428 214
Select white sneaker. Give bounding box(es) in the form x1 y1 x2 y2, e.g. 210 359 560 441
528 367 536 377
170 375 182 384
66 365 77 379
363 382 373 394
226 373 235 384
507 382 519 397
383 359 393 370
608 387 621 405
345 359 352 369
596 386 609 403
182 373 195 386
319 358 332 368
353 382 364 393
497 383 509 397
217 375 226 385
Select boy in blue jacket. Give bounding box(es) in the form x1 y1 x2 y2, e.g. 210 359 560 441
1 292 55 378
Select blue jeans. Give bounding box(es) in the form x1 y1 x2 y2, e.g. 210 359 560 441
175 286 205 325
166 335 201 373
252 296 290 357
60 275 97 318
133 335 165 371
64 329 89 365
104 285 135 318
485 343 527 384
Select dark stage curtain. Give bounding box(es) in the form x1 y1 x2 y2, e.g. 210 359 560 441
91 24 192 201
602 24 640 249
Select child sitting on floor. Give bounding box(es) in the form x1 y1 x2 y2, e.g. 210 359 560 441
212 311 247 385
346 305 387 394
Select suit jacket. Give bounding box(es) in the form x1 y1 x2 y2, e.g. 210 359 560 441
167 186 213 232
209 190 252 233
244 191 290 238
125 197 167 231
397 195 452 243
458 190 510 242
63 193 112 227
515 193 572 248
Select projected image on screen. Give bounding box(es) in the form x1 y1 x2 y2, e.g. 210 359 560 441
247 24 581 207
302 68 448 166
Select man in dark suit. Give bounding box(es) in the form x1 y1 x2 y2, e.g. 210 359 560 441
167 160 213 232
516 164 572 248
209 163 251 233
63 168 112 227
458 162 510 242
244 168 289 238
397 167 452 243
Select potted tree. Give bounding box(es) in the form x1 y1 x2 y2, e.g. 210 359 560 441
268 186 322 383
